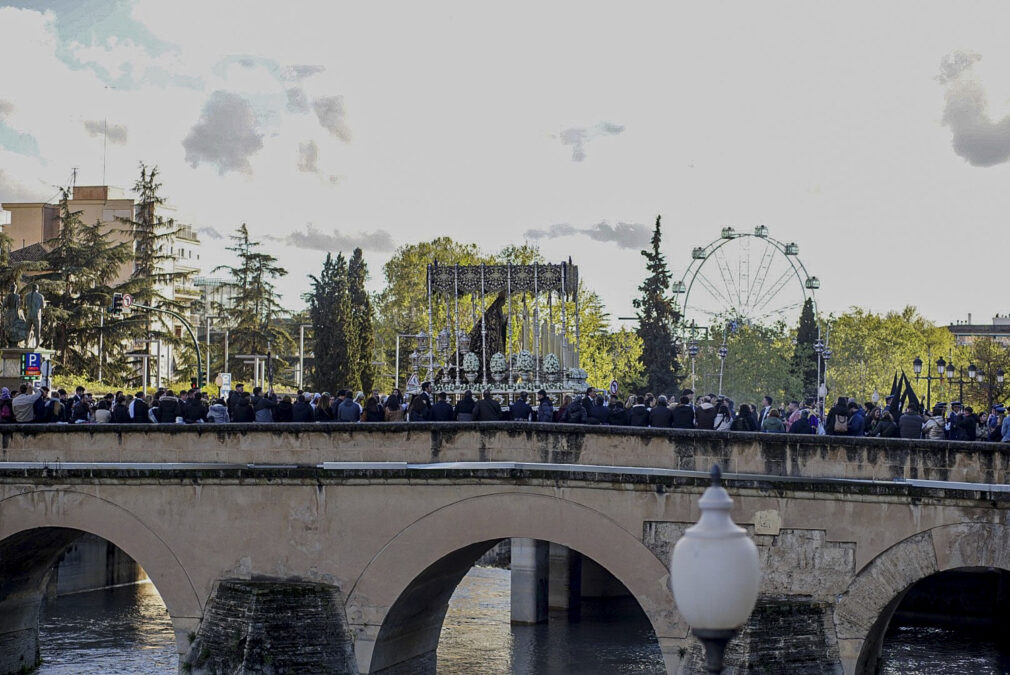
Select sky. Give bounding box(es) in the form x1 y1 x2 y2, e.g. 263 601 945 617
1 1 1009 329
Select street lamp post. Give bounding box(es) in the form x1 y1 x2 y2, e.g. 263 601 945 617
298 324 312 389
717 339 728 397
670 465 761 674
688 339 700 392
814 330 824 417
912 348 945 411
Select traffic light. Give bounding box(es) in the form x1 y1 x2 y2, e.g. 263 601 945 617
111 292 123 314
190 376 198 390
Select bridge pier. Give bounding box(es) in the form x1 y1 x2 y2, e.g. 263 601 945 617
0 590 43 675
548 543 582 617
510 538 549 624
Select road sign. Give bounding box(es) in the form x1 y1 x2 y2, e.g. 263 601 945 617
406 373 420 392
122 293 134 308
22 353 42 377
609 379 619 395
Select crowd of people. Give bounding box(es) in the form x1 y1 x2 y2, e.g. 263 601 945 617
2 380 1008 442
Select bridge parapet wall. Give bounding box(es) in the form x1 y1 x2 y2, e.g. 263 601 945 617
2 423 1006 483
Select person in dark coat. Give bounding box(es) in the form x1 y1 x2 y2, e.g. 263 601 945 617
607 395 628 426
292 394 314 422
587 395 608 425
157 390 181 423
183 392 208 423
628 396 650 426
130 391 149 423
562 397 588 423
536 390 553 423
581 387 597 418
430 393 455 421
455 391 476 422
274 395 293 422
227 384 244 420
730 404 758 432
648 396 674 428
788 409 815 434
111 396 131 423
363 396 386 422
671 396 695 429
898 406 923 439
233 392 256 423
871 410 898 438
473 390 501 421
510 392 533 422
825 396 850 435
694 396 717 430
315 395 335 422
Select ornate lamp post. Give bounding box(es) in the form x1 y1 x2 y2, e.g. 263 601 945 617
688 339 700 392
814 332 825 417
912 349 945 411
717 341 729 397
671 465 761 674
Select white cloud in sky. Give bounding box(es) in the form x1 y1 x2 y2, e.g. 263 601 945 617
182 91 263 174
83 119 128 144
939 50 1010 167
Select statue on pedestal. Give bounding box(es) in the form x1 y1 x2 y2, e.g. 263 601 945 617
25 284 45 349
3 284 27 348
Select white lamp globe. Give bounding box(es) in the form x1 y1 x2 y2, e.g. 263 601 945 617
670 466 760 631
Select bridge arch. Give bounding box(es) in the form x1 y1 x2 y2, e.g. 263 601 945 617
346 490 683 674
834 522 1010 675
0 488 203 668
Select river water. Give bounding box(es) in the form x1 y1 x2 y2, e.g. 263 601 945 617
37 569 1010 673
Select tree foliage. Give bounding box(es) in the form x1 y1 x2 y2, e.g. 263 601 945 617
35 189 134 378
691 320 799 406
634 215 681 395
791 298 820 398
348 248 375 393
214 223 294 380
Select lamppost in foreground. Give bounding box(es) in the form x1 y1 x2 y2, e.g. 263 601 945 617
671 465 761 674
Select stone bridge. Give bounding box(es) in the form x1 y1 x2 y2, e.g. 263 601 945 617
1 423 1009 673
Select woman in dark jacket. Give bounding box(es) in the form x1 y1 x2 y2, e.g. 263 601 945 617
730 404 757 432
274 395 293 422
363 396 385 422
314 395 335 422
454 390 476 422
788 409 815 434
871 410 899 438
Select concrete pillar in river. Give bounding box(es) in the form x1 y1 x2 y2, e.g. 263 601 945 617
511 538 549 624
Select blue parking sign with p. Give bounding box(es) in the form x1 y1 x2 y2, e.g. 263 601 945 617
22 353 42 377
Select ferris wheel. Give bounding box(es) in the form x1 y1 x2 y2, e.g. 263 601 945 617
673 225 818 331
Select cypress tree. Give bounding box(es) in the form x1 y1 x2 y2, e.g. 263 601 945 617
330 252 357 390
348 248 375 393
791 298 819 398
633 215 681 394
307 253 339 392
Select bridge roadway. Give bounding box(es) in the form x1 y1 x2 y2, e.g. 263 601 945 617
1 422 1009 674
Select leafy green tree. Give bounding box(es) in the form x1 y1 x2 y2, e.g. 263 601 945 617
691 320 799 405
960 337 1010 411
634 215 681 395
824 306 956 404
214 223 294 381
35 189 134 377
329 252 357 390
348 248 375 393
791 298 820 398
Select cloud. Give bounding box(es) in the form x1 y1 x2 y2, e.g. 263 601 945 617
286 87 309 113
83 119 128 144
284 65 325 81
196 226 224 240
524 220 650 250
939 50 1010 167
269 224 395 252
0 170 49 202
182 90 264 174
298 140 319 173
312 96 351 142
559 121 625 161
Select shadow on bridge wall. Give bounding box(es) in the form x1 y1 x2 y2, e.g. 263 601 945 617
0 489 202 674
347 492 683 674
834 522 1010 674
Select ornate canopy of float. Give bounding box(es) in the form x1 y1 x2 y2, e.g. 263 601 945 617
405 260 587 402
